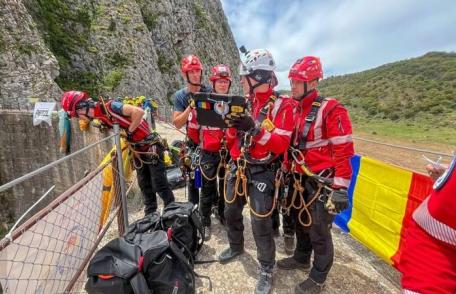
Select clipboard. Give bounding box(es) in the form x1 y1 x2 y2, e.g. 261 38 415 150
192 92 246 128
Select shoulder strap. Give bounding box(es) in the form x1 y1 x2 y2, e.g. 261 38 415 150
169 240 197 292
256 94 277 125
190 208 205 253
99 97 113 120
298 96 325 150
130 272 152 294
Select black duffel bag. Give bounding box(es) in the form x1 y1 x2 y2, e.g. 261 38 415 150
160 202 205 260
86 229 196 294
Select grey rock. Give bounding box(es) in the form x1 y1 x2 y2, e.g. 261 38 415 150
0 0 240 109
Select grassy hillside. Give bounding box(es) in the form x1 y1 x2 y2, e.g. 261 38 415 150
317 52 456 145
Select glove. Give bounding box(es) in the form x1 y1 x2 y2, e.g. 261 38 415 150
331 189 349 213
230 115 256 133
126 131 134 142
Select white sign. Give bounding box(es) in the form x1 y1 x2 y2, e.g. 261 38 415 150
33 102 56 126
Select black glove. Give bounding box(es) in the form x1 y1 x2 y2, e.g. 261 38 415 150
230 115 256 133
126 131 134 142
331 189 349 213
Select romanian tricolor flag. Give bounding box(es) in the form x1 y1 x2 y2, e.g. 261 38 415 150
198 101 211 110
334 155 434 268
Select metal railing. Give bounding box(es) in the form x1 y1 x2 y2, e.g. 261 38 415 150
0 124 131 294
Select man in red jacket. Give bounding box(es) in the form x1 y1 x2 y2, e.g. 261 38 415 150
61 91 175 215
399 157 456 294
186 64 232 239
277 56 354 294
218 48 295 294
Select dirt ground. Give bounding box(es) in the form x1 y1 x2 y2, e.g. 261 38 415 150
112 122 403 294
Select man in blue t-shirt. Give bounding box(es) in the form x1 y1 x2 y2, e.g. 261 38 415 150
172 54 211 205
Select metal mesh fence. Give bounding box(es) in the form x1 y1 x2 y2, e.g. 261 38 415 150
156 104 173 124
0 137 133 294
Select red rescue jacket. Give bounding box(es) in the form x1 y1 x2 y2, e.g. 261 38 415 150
413 156 456 246
186 109 225 152
226 88 295 161
93 101 151 143
289 90 354 189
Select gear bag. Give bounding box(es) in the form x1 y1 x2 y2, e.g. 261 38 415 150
86 211 199 294
160 202 205 260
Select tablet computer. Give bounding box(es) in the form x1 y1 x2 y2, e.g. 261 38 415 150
192 92 246 128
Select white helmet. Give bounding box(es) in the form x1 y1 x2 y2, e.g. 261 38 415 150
239 48 276 76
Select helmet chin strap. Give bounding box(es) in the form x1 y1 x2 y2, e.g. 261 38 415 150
294 83 316 101
77 100 95 118
186 72 202 87
246 75 270 97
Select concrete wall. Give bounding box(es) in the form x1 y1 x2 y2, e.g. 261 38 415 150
0 110 112 229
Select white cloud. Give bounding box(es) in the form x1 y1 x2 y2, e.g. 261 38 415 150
221 0 456 90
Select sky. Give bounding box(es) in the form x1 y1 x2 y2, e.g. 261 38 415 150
220 0 456 90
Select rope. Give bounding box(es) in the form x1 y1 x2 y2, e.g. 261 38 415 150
222 157 278 218
279 170 321 227
353 136 454 157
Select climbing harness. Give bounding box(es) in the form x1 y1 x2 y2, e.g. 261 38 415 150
277 147 338 226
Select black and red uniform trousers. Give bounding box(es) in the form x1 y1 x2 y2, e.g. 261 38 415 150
133 138 175 215
224 160 277 271
199 150 228 226
282 172 335 284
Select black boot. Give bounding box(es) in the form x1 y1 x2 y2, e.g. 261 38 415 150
277 257 310 271
254 267 273 294
218 247 244 264
294 278 324 294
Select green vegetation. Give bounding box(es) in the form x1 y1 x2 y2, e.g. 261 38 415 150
25 0 92 60
55 71 100 96
143 12 160 31
15 43 36 56
87 46 98 53
352 116 456 145
193 2 209 30
103 70 124 91
109 17 117 32
121 16 132 24
318 52 456 145
157 52 174 73
106 51 131 67
24 0 95 91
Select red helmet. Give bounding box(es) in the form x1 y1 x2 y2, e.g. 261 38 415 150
181 55 203 74
209 64 232 82
61 91 89 118
288 56 323 82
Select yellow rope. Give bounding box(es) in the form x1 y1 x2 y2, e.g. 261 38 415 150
278 159 327 227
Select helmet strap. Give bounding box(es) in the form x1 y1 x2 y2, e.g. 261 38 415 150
294 81 317 101
186 72 202 87
246 71 272 96
294 82 308 101
76 100 95 118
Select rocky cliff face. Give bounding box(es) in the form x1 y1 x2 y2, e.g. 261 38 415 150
0 0 240 108
0 0 62 108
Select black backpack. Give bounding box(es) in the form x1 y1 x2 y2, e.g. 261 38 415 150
86 229 196 294
160 202 205 260
86 204 210 294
